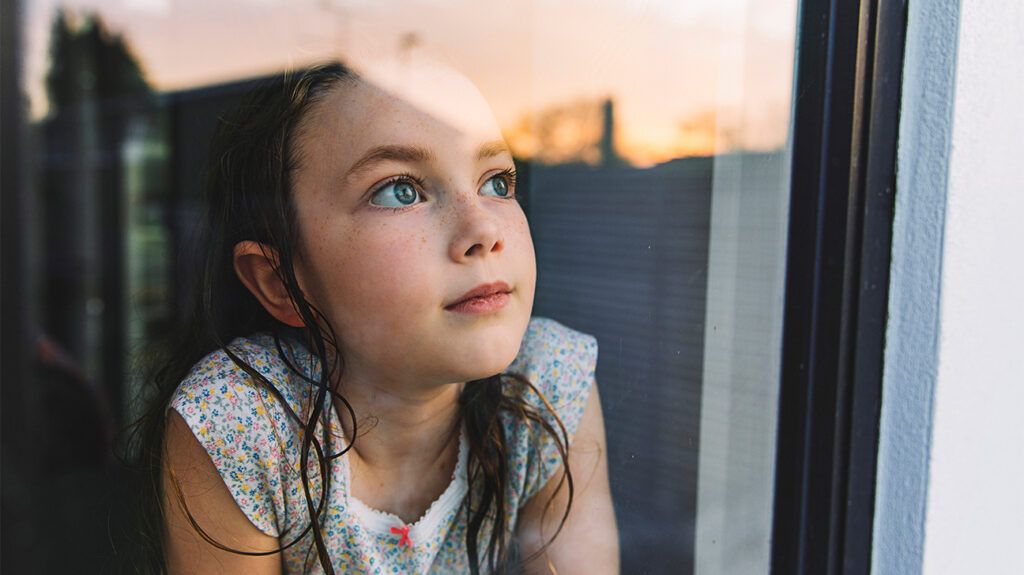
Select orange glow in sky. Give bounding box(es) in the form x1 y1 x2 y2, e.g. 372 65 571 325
24 0 797 165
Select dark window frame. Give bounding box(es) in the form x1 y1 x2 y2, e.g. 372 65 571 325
771 1 907 574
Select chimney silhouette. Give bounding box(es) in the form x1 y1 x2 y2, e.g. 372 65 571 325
600 98 622 166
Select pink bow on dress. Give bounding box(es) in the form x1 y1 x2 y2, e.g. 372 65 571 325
390 524 413 548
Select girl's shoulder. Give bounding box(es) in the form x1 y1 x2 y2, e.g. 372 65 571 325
503 317 599 502
166 333 317 537
170 332 314 419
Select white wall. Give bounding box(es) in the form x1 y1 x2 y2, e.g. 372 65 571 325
922 1 1024 574
875 1 1024 574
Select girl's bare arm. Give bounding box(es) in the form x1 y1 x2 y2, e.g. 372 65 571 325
516 382 620 574
162 410 283 574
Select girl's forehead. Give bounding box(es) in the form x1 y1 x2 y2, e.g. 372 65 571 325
316 61 503 155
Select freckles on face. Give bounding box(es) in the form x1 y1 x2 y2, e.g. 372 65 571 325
303 216 437 337
289 68 537 385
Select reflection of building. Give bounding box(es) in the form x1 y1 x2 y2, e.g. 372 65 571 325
526 151 786 574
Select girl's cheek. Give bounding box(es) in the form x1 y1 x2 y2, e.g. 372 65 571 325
508 213 535 255
343 228 432 290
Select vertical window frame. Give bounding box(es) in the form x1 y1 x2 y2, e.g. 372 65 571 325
771 1 908 574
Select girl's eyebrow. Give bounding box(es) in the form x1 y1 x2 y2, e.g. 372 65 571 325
476 140 512 160
345 145 434 181
344 140 512 181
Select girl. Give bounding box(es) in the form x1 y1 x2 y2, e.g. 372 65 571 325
134 60 618 574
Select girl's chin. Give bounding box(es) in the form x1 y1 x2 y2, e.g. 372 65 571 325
446 338 523 380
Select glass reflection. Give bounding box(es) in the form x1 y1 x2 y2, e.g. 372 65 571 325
9 1 796 572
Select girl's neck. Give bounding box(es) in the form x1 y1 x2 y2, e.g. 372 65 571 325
332 377 465 523
334 377 464 473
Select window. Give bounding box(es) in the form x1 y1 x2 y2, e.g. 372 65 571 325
1 1 900 573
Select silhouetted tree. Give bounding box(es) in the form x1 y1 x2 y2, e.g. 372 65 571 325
45 9 150 119
508 96 608 166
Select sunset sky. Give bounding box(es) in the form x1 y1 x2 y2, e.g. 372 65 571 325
23 0 797 165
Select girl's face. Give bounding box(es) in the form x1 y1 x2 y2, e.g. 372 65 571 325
290 63 536 391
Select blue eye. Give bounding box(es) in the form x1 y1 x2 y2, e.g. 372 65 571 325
370 179 421 207
480 171 515 198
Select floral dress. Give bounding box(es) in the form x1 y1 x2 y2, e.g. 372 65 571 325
168 316 598 574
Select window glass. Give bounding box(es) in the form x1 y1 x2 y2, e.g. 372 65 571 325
13 1 796 572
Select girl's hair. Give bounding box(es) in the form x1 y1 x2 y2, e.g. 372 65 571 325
125 63 573 574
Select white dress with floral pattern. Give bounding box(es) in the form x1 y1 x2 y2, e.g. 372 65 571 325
168 316 597 574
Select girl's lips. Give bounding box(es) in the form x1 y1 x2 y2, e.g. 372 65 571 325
444 292 510 315
446 281 512 307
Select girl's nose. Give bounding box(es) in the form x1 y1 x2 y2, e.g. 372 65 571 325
448 195 504 263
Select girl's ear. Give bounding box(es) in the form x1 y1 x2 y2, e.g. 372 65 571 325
232 241 305 327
